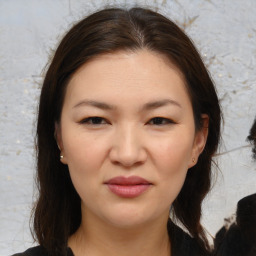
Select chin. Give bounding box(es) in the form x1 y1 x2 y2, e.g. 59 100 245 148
105 215 151 230
101 205 162 230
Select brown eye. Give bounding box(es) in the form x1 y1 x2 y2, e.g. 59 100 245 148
80 117 108 125
148 117 174 125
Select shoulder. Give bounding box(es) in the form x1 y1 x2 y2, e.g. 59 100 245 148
168 220 211 256
11 246 48 256
11 246 74 256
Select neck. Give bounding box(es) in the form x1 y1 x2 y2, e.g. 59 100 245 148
68 211 171 256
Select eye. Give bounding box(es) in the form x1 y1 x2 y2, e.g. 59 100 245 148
79 116 109 125
147 117 175 126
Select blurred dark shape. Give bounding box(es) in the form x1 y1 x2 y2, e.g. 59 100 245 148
213 193 256 256
247 118 256 159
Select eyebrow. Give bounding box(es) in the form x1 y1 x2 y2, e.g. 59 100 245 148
73 100 116 110
141 99 182 110
73 99 181 110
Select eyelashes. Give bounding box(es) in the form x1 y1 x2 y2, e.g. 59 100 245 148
79 117 109 125
79 116 176 126
147 117 175 126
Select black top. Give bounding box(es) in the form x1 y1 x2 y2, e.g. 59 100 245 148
12 247 73 256
12 221 209 256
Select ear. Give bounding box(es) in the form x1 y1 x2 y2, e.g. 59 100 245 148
55 122 67 164
188 114 209 168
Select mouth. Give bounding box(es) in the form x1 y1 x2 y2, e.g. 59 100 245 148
104 176 152 198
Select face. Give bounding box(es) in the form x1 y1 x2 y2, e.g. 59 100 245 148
56 50 208 229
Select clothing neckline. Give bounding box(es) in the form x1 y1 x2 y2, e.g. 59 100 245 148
67 247 74 256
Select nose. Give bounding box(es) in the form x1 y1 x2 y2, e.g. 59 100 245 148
109 125 147 168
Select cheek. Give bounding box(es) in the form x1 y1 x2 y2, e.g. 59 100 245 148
63 136 108 201
151 137 193 199
153 137 193 172
64 132 107 168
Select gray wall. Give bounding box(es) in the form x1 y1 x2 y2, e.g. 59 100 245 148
0 0 256 254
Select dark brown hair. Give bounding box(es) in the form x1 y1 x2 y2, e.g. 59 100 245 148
33 7 221 255
247 118 256 159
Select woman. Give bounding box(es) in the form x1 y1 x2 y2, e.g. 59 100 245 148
13 7 221 256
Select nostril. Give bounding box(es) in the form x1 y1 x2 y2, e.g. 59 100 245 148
110 158 146 169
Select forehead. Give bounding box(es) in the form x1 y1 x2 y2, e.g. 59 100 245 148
72 49 185 82
65 50 191 108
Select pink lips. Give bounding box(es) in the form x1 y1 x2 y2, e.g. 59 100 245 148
105 176 152 198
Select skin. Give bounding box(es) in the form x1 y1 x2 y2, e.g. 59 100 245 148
56 50 208 256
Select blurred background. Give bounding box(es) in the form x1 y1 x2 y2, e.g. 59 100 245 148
0 0 256 254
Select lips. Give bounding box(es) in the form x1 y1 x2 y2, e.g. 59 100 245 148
105 176 152 198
